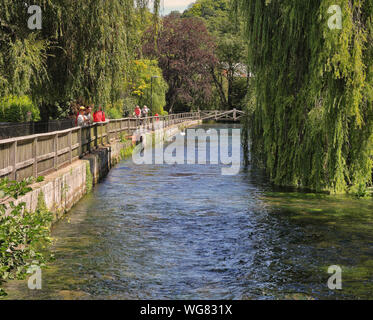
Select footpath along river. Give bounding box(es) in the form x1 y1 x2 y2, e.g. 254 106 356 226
3 124 373 299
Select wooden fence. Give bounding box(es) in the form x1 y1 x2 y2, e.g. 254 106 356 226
0 119 76 139
0 112 199 181
200 109 244 122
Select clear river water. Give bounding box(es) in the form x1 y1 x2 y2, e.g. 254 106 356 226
3 124 373 300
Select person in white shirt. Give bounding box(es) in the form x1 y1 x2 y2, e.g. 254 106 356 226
142 105 149 118
85 106 93 125
77 107 87 127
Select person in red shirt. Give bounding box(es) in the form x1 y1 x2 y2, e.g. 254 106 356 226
134 105 141 118
93 105 106 122
93 110 98 122
93 109 100 122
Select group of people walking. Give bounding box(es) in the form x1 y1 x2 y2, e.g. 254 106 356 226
134 105 149 118
134 105 159 120
76 105 106 127
75 104 159 127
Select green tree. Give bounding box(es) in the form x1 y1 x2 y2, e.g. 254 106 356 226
129 59 168 115
234 0 373 193
0 1 161 120
215 35 248 109
0 1 48 99
183 0 249 110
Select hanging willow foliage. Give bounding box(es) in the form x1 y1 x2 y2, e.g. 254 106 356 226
234 0 373 193
0 1 50 96
0 0 160 115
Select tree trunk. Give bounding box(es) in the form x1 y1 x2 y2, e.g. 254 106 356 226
227 73 234 109
39 103 50 122
210 66 227 109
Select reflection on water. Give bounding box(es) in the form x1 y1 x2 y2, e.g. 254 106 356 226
3 124 373 300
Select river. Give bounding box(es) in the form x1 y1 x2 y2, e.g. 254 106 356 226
3 123 373 300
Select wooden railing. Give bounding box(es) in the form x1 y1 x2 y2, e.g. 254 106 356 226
200 108 244 121
0 112 200 181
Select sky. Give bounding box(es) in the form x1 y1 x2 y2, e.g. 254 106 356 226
162 0 195 15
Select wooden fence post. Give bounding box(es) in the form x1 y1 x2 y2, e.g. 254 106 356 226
78 127 82 158
100 123 103 145
94 124 98 149
10 141 17 180
68 131 72 164
33 137 38 177
54 133 58 170
107 122 111 144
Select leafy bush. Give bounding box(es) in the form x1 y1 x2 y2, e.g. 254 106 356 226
106 106 122 119
0 177 52 295
105 99 125 119
352 183 370 199
0 95 40 122
122 96 138 116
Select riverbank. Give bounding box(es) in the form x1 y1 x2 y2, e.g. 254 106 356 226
7 119 201 224
2 123 372 300
0 119 202 296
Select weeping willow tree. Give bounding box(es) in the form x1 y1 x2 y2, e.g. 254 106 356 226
0 0 160 119
0 1 49 96
234 0 373 193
